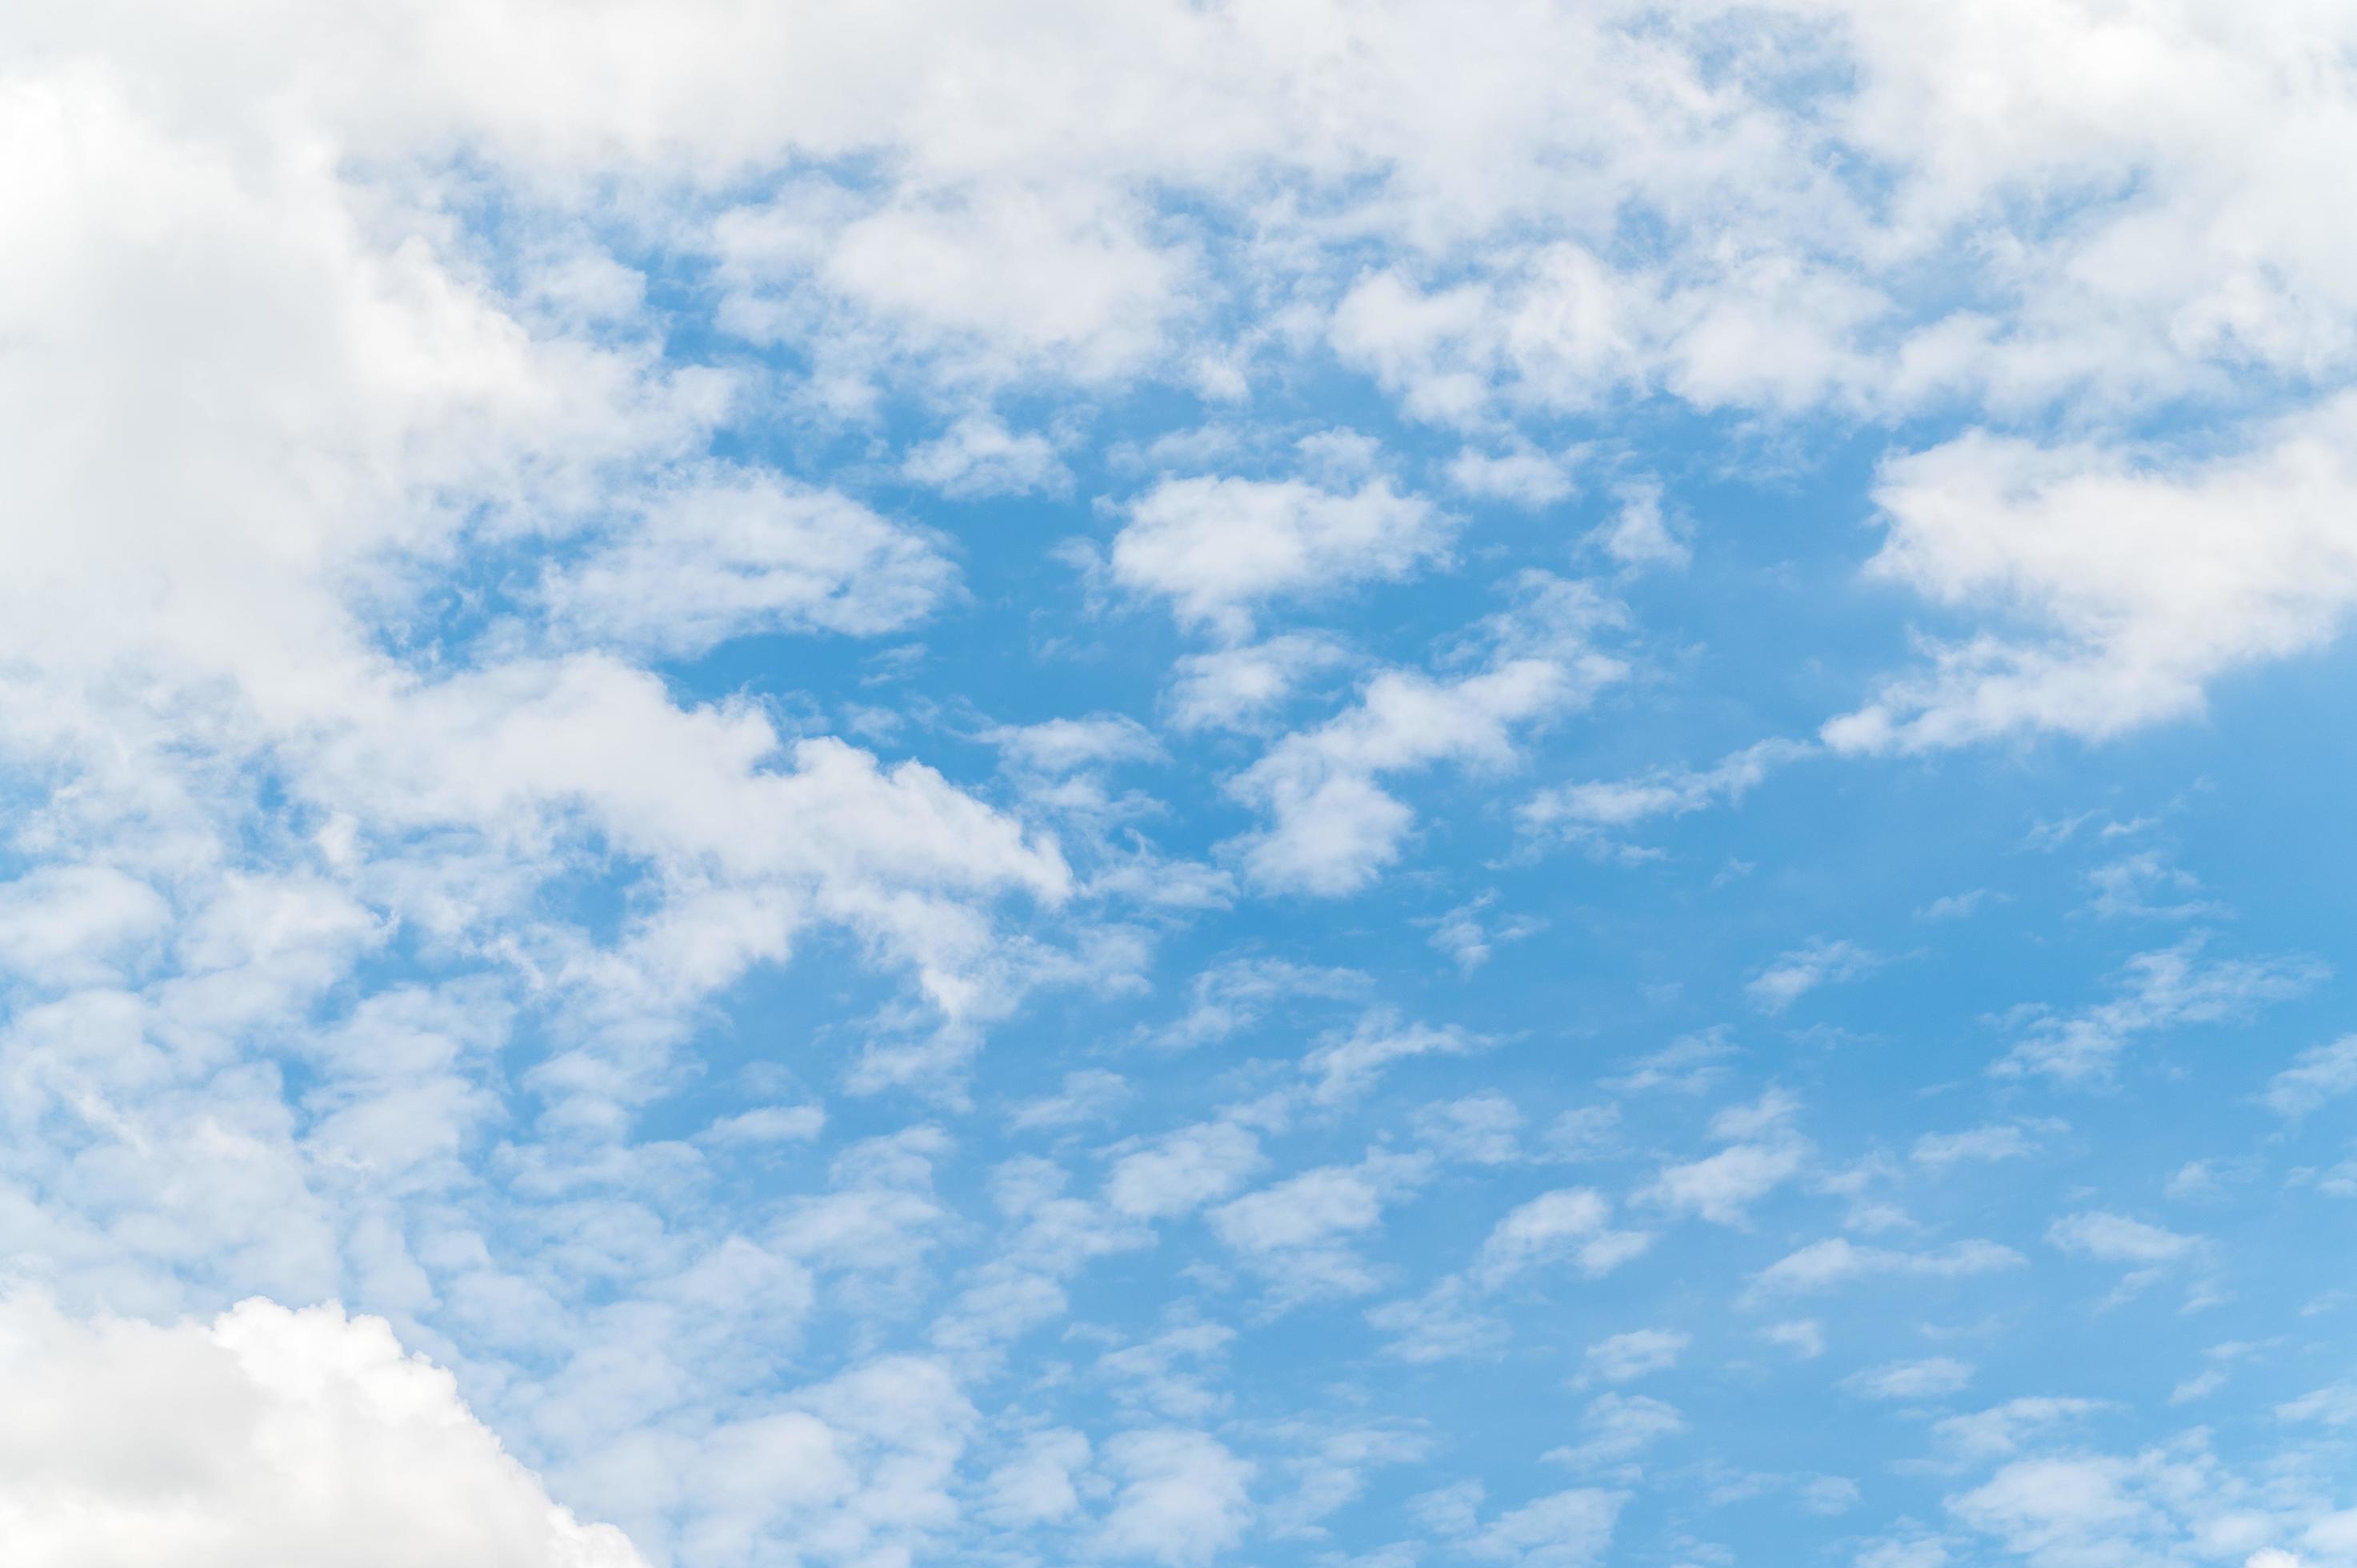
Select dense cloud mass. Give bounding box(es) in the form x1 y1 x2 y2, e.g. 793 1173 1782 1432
2 1 2356 1564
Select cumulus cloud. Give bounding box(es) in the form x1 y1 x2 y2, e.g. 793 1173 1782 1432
2259 1036 2357 1120
1911 1123 2047 1172
1747 941 1882 1014
1582 1329 1689 1385
1209 1151 1432 1306
1095 1429 1255 1567
1110 475 1454 639
1830 403 2357 752
1162 635 1351 734
1843 1358 1975 1401
1523 738 1807 845
1231 576 1627 894
541 470 958 657
902 414 1070 498
1302 1010 1481 1103
1465 1486 1625 1566
1642 1088 1811 1226
2047 1211 2202 1266
1473 1189 1651 1287
0 1294 643 1568
1589 482 1689 573
1745 1238 2026 1302
1997 938 2323 1082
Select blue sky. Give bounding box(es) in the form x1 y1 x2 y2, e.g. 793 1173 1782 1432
2 4 2357 1566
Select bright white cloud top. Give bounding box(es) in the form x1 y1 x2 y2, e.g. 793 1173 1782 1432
2 2 2355 1564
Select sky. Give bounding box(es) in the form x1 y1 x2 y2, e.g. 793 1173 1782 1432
2 2 2357 1565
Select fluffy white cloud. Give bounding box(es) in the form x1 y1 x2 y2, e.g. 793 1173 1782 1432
1582 1328 1689 1385
0 1294 642 1568
1844 1358 1974 1401
540 470 958 656
1232 577 1627 894
1523 739 1807 843
1745 1238 2026 1302
1303 1010 1479 1103
1095 1429 1254 1567
1590 482 1689 573
1544 1394 1683 1470
1162 635 1350 734
1466 1486 1625 1566
1211 1151 1431 1305
1911 1123 2044 1171
1997 938 2322 1082
901 414 1070 498
1110 475 1453 639
1105 1119 1267 1220
1829 404 2357 752
1642 1089 1811 1226
1747 940 1881 1014
0 864 170 985
1474 1189 1650 1287
2047 1211 2202 1266
2260 1036 2357 1120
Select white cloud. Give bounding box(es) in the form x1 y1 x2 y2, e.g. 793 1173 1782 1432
699 1104 826 1146
1146 957 1367 1051
902 414 1069 498
1582 1329 1689 1385
19 5 2357 1563
1425 891 1546 974
1415 1093 1527 1166
1104 1120 1267 1221
1827 402 2357 753
982 1429 1090 1527
0 865 170 986
1210 1152 1431 1305
1747 940 1881 1014
1843 1358 1974 1401
1110 476 1453 639
1590 482 1689 573
1919 889 2005 922
1643 1088 1810 1226
1095 1430 1254 1567
1745 1238 2026 1302
1368 1276 1509 1365
1448 443 1578 508
1911 1123 2044 1172
0 1294 643 1568
986 714 1163 778
1474 1189 1650 1288
718 180 1185 386
1543 1394 1683 1470
1931 1398 2108 1463
1232 577 1627 895
1947 1457 2156 1564
1997 938 2323 1082
2082 850 2217 922
1522 739 1807 840
1604 1031 1739 1096
1163 635 1350 734
1303 1010 1479 1103
541 469 958 658
2260 1036 2357 1120
1466 1487 1625 1568
1644 1139 1809 1228
2047 1212 2201 1266
1010 1070 1132 1133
